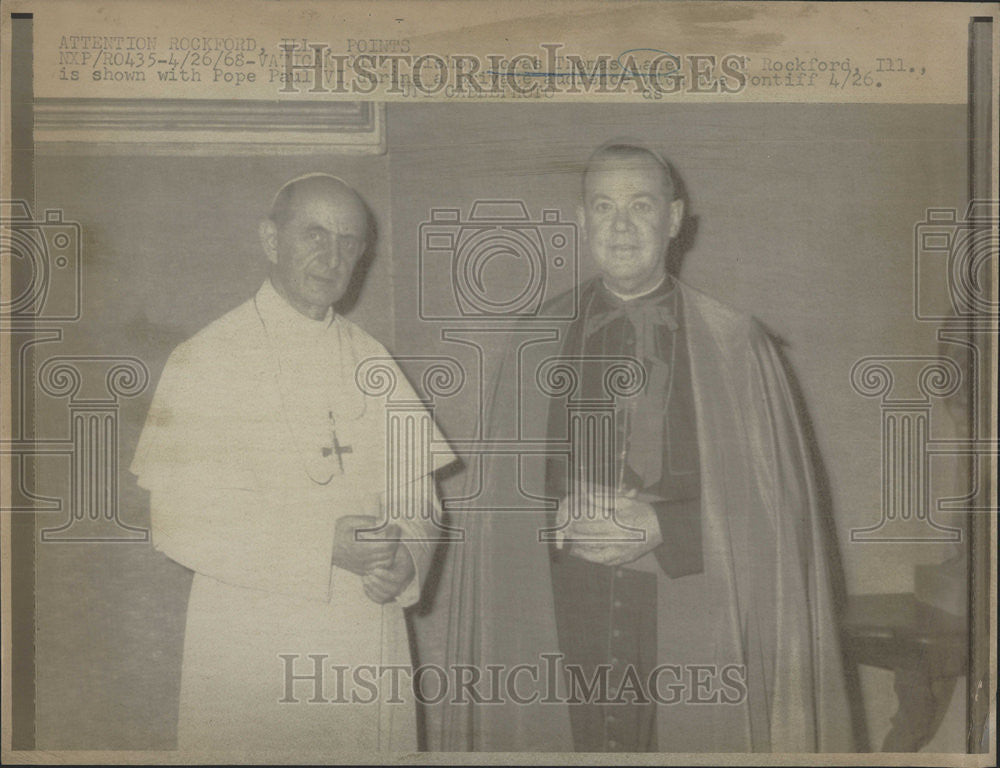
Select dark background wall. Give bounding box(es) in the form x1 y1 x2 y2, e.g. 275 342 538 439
33 102 968 750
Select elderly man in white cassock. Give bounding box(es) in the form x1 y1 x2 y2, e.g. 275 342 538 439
131 173 455 756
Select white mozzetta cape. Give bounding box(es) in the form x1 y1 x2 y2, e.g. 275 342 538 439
132 280 455 758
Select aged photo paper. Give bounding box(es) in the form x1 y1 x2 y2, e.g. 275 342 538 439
2 1 997 764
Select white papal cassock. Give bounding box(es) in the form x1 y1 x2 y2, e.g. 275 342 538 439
131 279 455 758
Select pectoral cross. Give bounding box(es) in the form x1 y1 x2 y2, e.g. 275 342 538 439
322 410 353 472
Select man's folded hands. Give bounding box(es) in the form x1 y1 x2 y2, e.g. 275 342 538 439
331 515 415 603
559 487 663 567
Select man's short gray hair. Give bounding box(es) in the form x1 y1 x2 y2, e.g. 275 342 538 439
582 140 676 201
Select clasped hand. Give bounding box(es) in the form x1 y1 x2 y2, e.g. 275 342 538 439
332 515 415 604
559 487 662 567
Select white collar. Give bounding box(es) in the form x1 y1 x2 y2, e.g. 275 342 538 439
604 274 667 302
253 277 367 426
254 278 335 341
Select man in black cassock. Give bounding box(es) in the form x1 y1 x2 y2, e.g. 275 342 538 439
543 143 701 752
422 142 853 753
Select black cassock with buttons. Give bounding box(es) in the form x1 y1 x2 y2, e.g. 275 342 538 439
545 276 701 752
419 275 854 754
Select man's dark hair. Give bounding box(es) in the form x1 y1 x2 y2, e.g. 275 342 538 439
582 141 677 201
